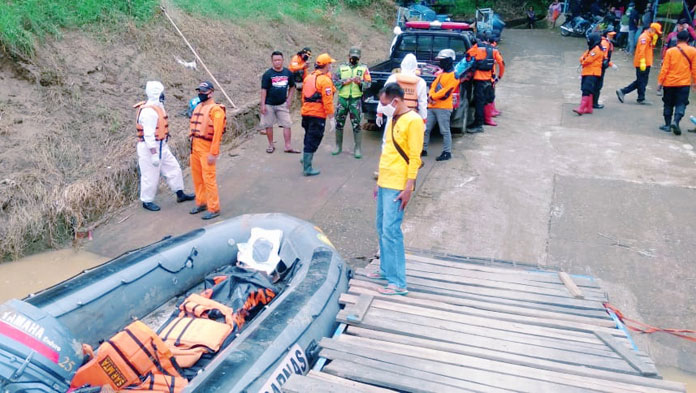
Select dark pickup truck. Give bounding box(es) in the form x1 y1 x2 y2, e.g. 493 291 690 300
362 22 476 131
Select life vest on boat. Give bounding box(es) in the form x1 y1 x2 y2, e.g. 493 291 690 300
134 101 170 142
242 288 277 313
159 317 232 368
189 103 226 141
395 74 420 110
178 293 237 326
125 371 188 393
70 321 183 390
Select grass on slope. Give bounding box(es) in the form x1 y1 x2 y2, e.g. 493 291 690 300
0 0 157 57
171 0 372 22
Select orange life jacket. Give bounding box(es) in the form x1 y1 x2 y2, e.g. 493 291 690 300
302 74 323 103
189 103 226 141
242 288 276 312
134 102 170 142
178 293 236 326
70 321 182 390
159 317 232 368
395 74 420 110
123 371 188 393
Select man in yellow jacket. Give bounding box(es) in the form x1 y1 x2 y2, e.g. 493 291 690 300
657 30 696 135
367 82 424 296
617 22 662 104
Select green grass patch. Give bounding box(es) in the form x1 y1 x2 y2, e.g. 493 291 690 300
0 0 157 57
170 0 373 23
657 1 685 17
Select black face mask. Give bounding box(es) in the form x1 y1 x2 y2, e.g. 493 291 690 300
159 92 165 103
350 57 359 65
439 58 453 71
198 93 209 103
301 54 309 61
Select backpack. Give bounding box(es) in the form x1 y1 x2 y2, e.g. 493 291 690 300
476 46 495 71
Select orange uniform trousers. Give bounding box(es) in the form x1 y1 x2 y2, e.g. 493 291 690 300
190 138 220 213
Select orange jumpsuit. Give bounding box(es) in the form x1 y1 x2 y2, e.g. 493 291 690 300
189 101 226 213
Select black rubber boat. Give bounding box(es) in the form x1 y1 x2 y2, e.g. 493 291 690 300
0 213 350 392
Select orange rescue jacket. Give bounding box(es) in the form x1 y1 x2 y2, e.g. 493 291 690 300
428 71 459 110
289 54 308 80
159 317 232 368
634 30 656 67
466 44 505 81
395 74 420 110
178 293 236 326
580 45 604 76
70 321 182 390
301 70 335 118
125 372 188 393
134 102 169 142
600 37 614 67
190 103 226 141
658 43 696 87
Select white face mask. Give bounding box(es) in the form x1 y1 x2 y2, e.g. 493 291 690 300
381 99 396 117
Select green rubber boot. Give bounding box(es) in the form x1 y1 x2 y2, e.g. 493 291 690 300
302 152 320 176
332 129 343 155
353 130 362 159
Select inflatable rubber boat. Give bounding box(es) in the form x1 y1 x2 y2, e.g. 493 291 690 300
0 213 350 392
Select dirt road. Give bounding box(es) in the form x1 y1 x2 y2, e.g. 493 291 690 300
405 30 696 373
85 29 696 372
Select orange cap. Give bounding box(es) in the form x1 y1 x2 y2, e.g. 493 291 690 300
315 53 336 66
650 22 662 35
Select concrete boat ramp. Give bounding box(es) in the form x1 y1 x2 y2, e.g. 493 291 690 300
284 251 686 392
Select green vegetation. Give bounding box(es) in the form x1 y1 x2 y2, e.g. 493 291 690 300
171 0 371 22
450 0 548 19
0 0 157 57
657 1 685 17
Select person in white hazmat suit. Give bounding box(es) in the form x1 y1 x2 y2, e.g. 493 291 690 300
376 53 427 131
373 54 427 178
135 81 195 211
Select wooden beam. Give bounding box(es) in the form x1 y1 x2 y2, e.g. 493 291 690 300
307 370 398 393
282 374 363 393
595 331 659 377
346 294 373 323
345 327 685 392
322 359 473 393
559 272 585 299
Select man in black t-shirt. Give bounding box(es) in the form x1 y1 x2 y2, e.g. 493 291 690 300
260 51 299 153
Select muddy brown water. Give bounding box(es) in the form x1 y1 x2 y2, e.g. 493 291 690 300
0 249 107 302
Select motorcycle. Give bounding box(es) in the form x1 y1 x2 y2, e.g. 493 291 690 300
560 14 592 37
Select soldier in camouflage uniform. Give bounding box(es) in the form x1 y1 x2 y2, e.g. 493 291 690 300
333 47 371 158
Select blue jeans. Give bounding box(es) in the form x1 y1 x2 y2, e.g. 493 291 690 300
376 187 406 288
627 29 637 53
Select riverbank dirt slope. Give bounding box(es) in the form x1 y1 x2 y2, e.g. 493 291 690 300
0 3 394 259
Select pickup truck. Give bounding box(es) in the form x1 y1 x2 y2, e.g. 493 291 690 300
362 21 476 132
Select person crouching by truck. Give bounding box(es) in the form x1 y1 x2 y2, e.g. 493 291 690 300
657 30 696 135
422 49 459 162
573 33 603 116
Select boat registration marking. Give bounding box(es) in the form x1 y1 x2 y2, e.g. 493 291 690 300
258 343 308 393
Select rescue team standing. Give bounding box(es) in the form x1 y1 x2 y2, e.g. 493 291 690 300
617 22 663 105
134 81 195 212
189 81 226 220
657 30 696 135
333 47 372 159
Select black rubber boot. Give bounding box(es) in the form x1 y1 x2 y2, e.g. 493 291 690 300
142 202 160 212
176 190 195 202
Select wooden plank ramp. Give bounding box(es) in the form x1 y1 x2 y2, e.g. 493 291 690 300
285 253 686 393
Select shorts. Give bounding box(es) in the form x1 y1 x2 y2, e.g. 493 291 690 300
260 103 292 128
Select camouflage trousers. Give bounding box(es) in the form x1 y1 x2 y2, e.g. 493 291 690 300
336 96 362 132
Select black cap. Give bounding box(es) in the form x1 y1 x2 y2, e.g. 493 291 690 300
677 30 691 41
196 81 214 93
678 18 689 25
302 47 312 54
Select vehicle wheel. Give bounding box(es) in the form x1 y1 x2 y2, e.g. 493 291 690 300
560 27 571 36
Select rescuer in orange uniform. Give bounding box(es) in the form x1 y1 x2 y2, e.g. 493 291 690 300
617 22 662 104
466 33 505 134
422 49 460 162
594 31 619 109
657 30 696 135
300 53 336 176
289 47 312 89
574 33 604 115
189 81 226 220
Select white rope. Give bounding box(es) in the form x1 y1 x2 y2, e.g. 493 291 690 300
160 5 237 109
